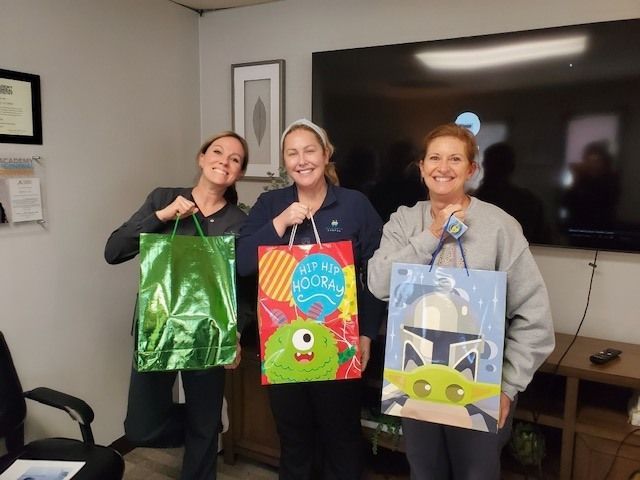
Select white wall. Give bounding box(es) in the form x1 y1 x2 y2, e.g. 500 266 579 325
0 0 200 444
200 0 640 343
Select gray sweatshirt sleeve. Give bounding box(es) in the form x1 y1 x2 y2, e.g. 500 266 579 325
367 204 440 301
501 247 555 399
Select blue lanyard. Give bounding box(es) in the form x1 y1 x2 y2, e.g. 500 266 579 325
428 212 470 276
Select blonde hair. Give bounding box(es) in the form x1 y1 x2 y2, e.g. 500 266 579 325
281 118 335 158
324 162 340 186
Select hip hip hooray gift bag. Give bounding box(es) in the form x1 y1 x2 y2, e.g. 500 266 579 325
257 217 360 385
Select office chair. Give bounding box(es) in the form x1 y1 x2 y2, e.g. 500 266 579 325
0 331 124 479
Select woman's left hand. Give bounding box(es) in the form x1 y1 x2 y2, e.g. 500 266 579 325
224 340 242 370
498 392 512 429
359 335 372 372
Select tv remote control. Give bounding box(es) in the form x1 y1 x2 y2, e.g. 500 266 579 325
589 348 622 365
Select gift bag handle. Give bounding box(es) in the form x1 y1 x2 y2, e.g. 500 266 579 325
288 214 322 248
429 212 469 276
171 214 206 240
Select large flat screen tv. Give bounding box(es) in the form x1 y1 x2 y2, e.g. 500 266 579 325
312 19 640 253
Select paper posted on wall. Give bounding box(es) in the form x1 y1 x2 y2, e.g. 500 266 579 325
2 177 43 222
0 459 85 479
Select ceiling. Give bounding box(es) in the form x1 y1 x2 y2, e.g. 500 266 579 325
171 0 280 13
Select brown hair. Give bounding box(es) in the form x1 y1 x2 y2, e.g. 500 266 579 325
422 123 478 165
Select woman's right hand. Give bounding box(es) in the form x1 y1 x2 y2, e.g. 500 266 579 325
429 203 465 238
272 202 309 237
155 195 199 222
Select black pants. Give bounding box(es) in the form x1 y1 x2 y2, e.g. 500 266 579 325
269 380 364 480
402 396 517 480
124 366 225 480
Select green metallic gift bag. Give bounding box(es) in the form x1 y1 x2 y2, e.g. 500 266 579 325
135 214 237 372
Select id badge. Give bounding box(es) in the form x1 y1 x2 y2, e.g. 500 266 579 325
446 215 468 239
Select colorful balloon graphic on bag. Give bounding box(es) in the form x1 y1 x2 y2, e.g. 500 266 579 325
291 254 345 319
259 249 296 302
337 264 357 321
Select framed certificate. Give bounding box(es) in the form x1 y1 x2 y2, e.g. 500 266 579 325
0 69 42 145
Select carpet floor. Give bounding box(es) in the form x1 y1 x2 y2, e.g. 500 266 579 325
122 447 411 479
122 446 534 479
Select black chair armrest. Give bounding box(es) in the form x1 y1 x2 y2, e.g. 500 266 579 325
24 387 95 444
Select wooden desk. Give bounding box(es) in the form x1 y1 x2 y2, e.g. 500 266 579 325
515 333 640 480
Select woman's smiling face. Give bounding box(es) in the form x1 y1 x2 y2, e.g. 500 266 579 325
198 135 245 187
282 128 329 189
420 135 476 201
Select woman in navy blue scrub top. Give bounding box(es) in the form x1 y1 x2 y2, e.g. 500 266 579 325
237 119 385 480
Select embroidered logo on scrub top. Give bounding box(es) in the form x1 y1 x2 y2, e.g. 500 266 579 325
326 219 342 233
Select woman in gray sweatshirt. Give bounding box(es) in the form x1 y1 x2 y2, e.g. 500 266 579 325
368 123 554 480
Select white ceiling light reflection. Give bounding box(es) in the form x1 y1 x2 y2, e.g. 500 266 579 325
416 35 588 70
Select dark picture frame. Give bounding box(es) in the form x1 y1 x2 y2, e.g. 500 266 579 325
0 69 42 145
232 60 285 179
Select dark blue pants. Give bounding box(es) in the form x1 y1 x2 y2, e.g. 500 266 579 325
402 397 516 480
124 366 225 480
269 379 365 480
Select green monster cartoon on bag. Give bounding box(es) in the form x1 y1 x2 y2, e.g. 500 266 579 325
263 317 356 383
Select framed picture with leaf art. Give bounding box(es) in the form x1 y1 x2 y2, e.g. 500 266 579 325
232 60 285 179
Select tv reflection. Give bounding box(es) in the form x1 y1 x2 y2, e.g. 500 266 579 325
561 141 620 237
368 140 427 222
474 142 550 244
